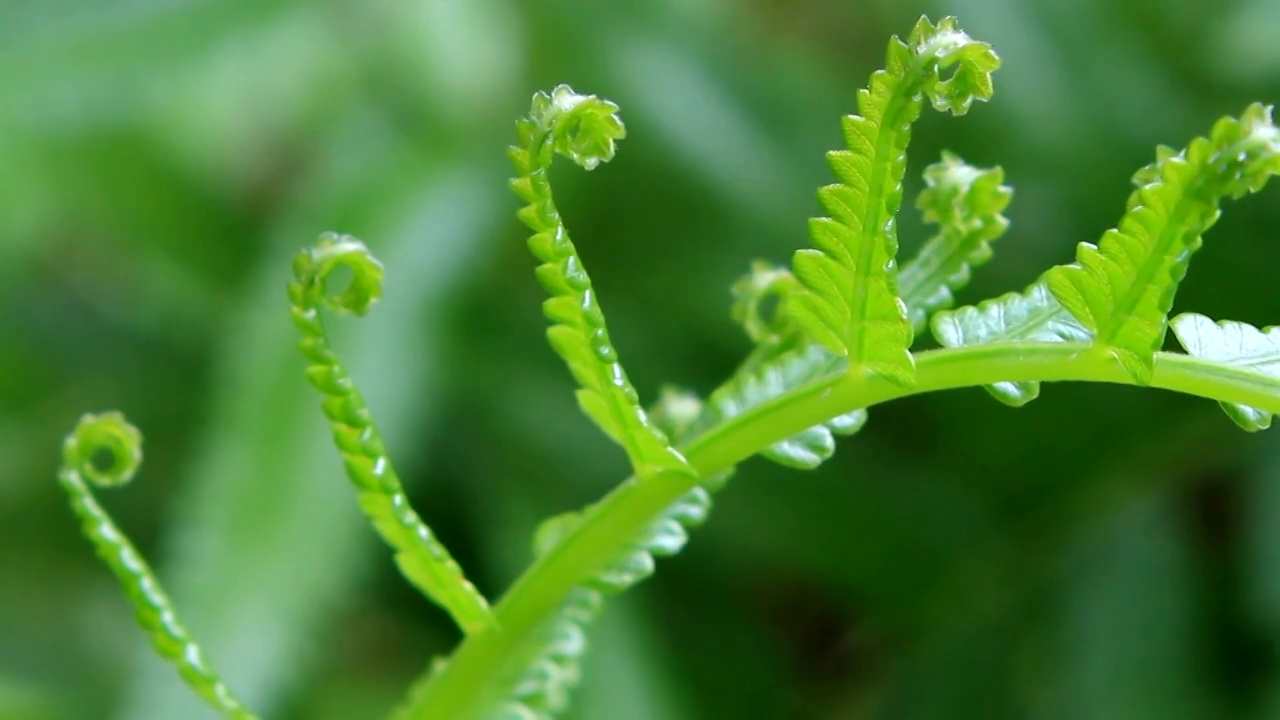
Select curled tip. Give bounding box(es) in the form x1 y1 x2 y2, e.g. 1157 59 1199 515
730 261 801 345
528 84 626 171
294 233 385 316
63 412 143 488
910 15 999 116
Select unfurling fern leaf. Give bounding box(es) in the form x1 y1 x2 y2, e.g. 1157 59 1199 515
1045 103 1280 384
289 234 494 635
899 151 1012 329
490 85 706 719
788 15 999 386
509 84 694 481
1171 313 1280 431
57 413 257 719
931 280 1091 406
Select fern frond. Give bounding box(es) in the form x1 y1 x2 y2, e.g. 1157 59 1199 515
788 15 999 386
899 151 1012 329
1045 103 1280 384
288 233 494 635
931 279 1091 405
1171 313 1280 431
509 84 693 481
57 413 257 719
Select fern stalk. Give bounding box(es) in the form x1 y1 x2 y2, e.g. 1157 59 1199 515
288 234 494 635
57 413 257 720
402 342 1280 718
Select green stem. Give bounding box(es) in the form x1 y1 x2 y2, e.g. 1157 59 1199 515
405 342 1280 718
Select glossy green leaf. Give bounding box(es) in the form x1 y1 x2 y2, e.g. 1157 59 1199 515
899 151 1012 329
788 15 999 385
1171 313 1280 431
1045 103 1280 384
57 413 257 719
288 233 494 635
931 279 1091 406
509 84 694 481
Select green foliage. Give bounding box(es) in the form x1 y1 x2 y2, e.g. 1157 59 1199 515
43 11 1280 720
1045 103 1280 384
288 233 494 635
1171 313 1280 431
57 413 257 719
509 84 692 481
898 151 1012 329
787 16 999 386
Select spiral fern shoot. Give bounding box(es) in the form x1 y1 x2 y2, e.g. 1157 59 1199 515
57 413 257 719
788 15 999 386
509 84 695 482
288 233 494 635
1171 313 1280 431
1045 103 1280 384
898 151 1012 329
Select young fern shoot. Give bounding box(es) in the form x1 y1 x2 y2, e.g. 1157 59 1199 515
898 151 1012 329
509 85 695 482
57 413 257 719
788 16 999 386
1045 103 1280 383
288 234 494 635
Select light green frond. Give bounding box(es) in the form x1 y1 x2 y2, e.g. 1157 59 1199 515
1045 103 1280 384
58 413 257 719
509 84 695 481
899 151 1012 329
788 15 1000 386
289 233 494 635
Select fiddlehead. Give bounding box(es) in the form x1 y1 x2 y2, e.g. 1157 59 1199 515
288 233 494 635
57 413 257 719
509 84 695 481
898 151 1012 328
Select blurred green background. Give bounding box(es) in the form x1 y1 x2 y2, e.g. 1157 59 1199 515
3 0 1280 718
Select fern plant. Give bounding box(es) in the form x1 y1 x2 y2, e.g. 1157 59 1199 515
54 14 1280 719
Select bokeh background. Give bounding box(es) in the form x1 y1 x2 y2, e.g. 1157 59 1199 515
3 0 1280 718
